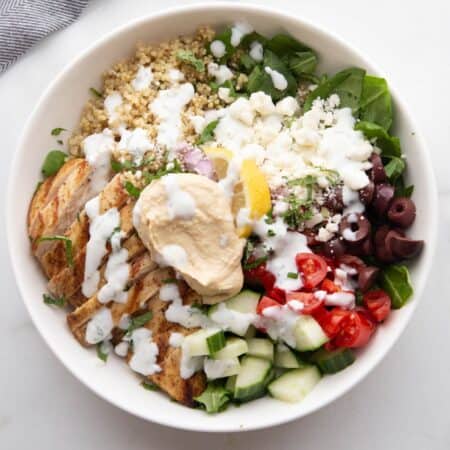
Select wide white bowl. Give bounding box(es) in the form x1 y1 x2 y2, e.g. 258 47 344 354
7 2 438 432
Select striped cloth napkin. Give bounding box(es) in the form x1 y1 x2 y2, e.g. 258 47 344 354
0 0 89 74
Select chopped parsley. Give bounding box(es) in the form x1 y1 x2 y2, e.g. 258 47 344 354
287 174 318 201
196 119 219 145
96 342 109 362
141 380 159 391
124 181 141 198
242 255 268 270
142 159 183 185
41 150 67 177
176 50 205 72
43 293 65 307
37 235 73 267
126 311 153 335
281 194 314 228
89 87 103 98
162 278 177 284
287 272 298 279
267 229 276 237
51 127 66 136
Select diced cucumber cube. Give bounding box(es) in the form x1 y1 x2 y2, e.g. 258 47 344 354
294 315 328 351
226 289 260 313
213 337 248 360
204 357 241 380
234 356 273 402
247 338 274 361
183 329 223 357
274 343 305 369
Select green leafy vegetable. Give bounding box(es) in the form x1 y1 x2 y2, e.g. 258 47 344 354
196 119 219 145
43 293 65 307
162 278 177 284
242 256 269 270
96 342 109 362
127 311 153 334
355 121 401 158
51 127 67 136
239 31 268 49
384 156 406 181
141 380 158 391
239 53 257 73
194 381 232 414
176 50 205 72
210 27 235 61
265 33 310 56
394 177 414 198
89 87 103 98
41 150 67 177
359 76 392 131
304 68 366 113
124 181 141 198
380 264 413 309
287 175 318 201
281 194 313 228
37 235 73 267
289 51 317 77
142 159 183 185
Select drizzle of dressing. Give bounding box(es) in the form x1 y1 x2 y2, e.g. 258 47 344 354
127 328 161 376
264 67 288 91
150 83 195 151
169 332 184 347
162 174 196 220
97 230 129 304
154 245 188 269
114 341 129 357
118 127 154 164
82 197 121 298
131 66 153 91
209 302 255 336
104 92 123 124
85 307 114 344
249 41 263 61
210 40 226 58
207 62 233 85
230 21 253 46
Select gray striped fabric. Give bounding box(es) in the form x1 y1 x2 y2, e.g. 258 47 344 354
0 0 89 73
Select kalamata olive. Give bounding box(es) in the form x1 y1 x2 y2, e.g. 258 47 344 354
370 153 387 183
374 226 395 263
387 197 416 228
323 187 344 213
303 229 320 247
386 231 424 259
372 183 395 217
358 266 380 292
346 237 373 257
322 238 347 258
359 181 375 205
339 213 371 243
338 254 365 270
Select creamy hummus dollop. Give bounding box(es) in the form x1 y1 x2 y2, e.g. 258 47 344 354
134 173 245 304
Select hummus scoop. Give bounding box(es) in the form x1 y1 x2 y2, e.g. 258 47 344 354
134 173 245 304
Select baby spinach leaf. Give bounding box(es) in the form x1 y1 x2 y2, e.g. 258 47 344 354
37 235 73 267
289 51 317 76
96 342 109 362
43 293 66 307
124 181 141 199
304 67 366 113
239 31 268 49
265 33 310 56
127 311 153 334
210 27 235 61
51 127 66 136
355 121 401 158
239 53 258 73
384 156 406 181
176 50 205 72
394 176 414 198
359 76 392 131
380 264 413 309
41 150 67 177
194 381 232 414
196 119 219 145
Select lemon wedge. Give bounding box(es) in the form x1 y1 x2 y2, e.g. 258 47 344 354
204 146 271 238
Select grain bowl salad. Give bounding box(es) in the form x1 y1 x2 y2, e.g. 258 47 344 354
28 23 424 413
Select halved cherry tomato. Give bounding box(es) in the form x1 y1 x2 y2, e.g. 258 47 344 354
363 289 391 322
256 296 281 315
295 253 328 289
267 287 286 304
313 307 350 338
286 292 323 315
244 264 275 292
320 278 340 294
333 310 376 348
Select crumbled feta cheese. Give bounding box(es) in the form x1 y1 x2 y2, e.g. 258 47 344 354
249 41 264 61
229 97 255 126
207 62 233 84
218 87 234 104
249 92 276 116
210 40 226 58
276 96 299 116
230 21 253 47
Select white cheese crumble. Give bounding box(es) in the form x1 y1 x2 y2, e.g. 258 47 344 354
118 127 153 165
249 41 263 61
131 65 153 91
207 62 233 85
210 40 226 58
104 92 123 125
230 21 253 47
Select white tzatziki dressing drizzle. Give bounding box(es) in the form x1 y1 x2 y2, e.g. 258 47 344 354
127 328 161 376
85 307 114 344
162 174 196 220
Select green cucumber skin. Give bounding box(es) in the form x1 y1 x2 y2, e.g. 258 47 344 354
207 331 226 354
233 356 273 402
311 348 356 374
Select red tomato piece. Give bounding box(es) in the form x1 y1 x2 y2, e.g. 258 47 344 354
333 310 376 348
296 253 328 289
256 296 281 315
320 278 340 294
286 292 323 315
244 264 275 292
363 289 392 322
314 307 350 338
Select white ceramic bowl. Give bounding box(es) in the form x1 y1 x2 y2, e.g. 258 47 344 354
7 2 438 432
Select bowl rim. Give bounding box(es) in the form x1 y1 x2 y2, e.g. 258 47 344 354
6 1 439 432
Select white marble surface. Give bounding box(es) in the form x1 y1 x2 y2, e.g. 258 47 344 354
1 0 450 448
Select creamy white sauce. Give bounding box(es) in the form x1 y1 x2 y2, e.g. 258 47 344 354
131 65 153 91
264 67 288 91
104 92 123 124
168 68 185 83
154 245 188 269
204 358 238 380
169 332 184 347
179 343 204 379
85 307 114 344
150 82 195 151
342 186 365 214
97 230 129 304
82 197 121 298
118 127 154 164
210 40 226 58
209 302 255 336
82 129 115 194
324 292 355 308
162 174 196 220
230 21 253 47
127 328 161 376
207 62 233 85
114 341 129 357
118 313 131 330
249 41 263 61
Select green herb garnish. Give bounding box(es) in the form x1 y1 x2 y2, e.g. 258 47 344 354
162 278 177 284
141 380 158 391
43 293 65 307
380 264 413 309
142 159 183 185
242 256 268 270
124 181 141 198
89 87 103 98
127 311 153 335
281 194 314 228
287 174 318 201
41 150 67 177
196 119 219 145
51 127 66 136
96 342 109 362
37 235 73 267
176 50 205 72
287 272 298 279
267 229 276 237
